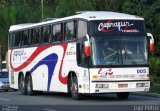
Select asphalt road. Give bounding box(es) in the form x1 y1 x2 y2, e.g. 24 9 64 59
0 90 160 111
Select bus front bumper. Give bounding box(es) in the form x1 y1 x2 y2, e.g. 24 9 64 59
90 80 150 93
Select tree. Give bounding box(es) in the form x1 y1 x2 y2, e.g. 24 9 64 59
91 0 125 12
54 0 95 17
151 0 160 55
0 6 17 60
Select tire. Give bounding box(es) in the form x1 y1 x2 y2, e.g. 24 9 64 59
26 75 35 96
117 92 130 100
19 75 27 95
70 75 83 100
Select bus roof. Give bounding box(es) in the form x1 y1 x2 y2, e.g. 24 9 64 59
9 11 144 32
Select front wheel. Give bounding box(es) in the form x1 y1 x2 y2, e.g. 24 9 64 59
70 76 83 100
117 92 130 100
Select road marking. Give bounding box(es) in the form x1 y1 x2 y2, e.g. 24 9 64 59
43 108 57 111
0 98 10 101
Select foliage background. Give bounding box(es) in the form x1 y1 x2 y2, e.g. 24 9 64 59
0 0 160 60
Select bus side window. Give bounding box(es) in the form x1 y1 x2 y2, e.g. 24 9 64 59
52 25 56 42
13 31 20 47
31 28 40 45
77 42 86 66
64 21 76 41
42 25 51 44
53 24 63 42
77 20 87 66
21 30 29 46
31 29 34 45
77 20 87 39
24 30 29 46
10 32 15 48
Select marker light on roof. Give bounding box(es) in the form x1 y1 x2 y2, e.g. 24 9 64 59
89 16 96 18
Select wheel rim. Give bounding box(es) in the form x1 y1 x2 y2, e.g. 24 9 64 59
71 83 77 95
71 78 78 96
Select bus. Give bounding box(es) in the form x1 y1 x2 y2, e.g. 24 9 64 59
8 11 154 100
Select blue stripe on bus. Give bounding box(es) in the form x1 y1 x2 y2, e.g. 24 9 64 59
30 53 58 91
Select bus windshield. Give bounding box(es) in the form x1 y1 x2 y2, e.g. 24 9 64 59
91 36 148 66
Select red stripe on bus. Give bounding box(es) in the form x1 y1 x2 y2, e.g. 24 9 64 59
10 45 51 72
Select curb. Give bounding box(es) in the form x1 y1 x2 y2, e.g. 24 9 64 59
131 92 160 98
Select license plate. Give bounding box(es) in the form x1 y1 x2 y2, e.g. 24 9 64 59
118 84 128 88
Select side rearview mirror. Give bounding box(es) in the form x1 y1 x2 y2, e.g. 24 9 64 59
147 33 154 53
84 34 90 57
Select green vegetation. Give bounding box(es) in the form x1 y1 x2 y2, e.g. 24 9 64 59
150 85 160 94
149 56 160 85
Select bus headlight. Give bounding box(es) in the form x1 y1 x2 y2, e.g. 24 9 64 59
96 84 103 88
136 82 149 87
96 84 109 88
103 84 109 88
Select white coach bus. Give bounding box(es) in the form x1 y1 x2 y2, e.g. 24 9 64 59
8 11 154 100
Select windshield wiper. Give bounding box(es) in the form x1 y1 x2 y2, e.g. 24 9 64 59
108 50 121 64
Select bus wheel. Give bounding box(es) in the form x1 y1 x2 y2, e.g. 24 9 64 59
70 76 82 100
26 75 34 96
19 76 27 95
117 92 130 100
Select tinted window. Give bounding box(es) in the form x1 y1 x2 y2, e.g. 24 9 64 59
65 21 76 41
78 21 87 39
9 33 14 48
21 30 29 46
52 24 63 42
42 25 51 44
31 28 40 45
13 32 20 47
